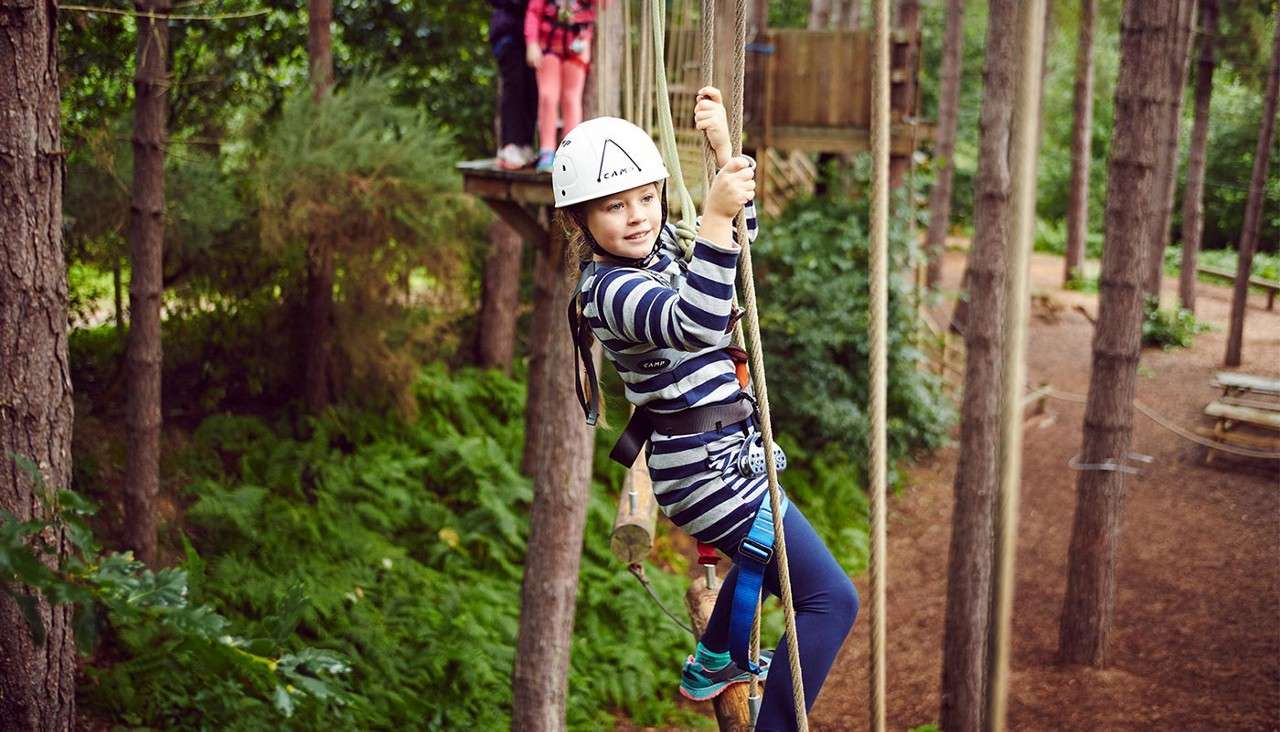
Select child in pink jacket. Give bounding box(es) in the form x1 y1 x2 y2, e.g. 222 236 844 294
525 0 596 171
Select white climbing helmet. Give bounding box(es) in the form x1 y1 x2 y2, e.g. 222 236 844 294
552 117 669 208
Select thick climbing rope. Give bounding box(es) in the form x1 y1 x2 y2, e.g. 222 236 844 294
989 2 1046 730
622 0 634 121
868 1 890 730
723 0 808 727
646 0 699 255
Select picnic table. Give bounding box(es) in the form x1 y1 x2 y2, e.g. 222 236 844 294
1196 372 1280 462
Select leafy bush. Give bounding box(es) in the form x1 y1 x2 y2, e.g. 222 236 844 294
94 365 700 729
751 192 954 570
1142 301 1212 350
0 460 348 728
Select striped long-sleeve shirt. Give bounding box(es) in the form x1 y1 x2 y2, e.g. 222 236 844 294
582 203 769 542
582 202 758 415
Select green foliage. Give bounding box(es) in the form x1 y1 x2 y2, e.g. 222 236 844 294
751 189 954 569
1033 217 1103 260
255 78 487 415
1142 301 1212 350
105 365 696 729
0 458 349 728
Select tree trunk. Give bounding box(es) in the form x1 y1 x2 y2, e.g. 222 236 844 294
125 0 172 566
0 0 79 723
303 0 335 412
833 0 863 29
1058 0 1179 667
889 0 921 189
1143 0 1197 301
475 220 525 373
510 228 597 731
1178 0 1217 312
809 0 833 30
1225 8 1280 367
939 2 1019 729
520 238 558 477
924 0 967 288
1063 0 1096 285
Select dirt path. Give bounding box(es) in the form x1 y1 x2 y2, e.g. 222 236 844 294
807 251 1280 730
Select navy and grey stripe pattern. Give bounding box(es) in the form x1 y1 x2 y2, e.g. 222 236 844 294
583 202 783 543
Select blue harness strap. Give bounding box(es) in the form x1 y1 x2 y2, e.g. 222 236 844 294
728 494 788 674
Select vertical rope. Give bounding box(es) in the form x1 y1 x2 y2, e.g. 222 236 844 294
639 2 653 132
989 2 1046 729
727 0 808 727
648 0 699 227
700 0 719 195
868 0 890 730
623 0 635 121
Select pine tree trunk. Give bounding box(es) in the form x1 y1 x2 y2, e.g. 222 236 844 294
924 0 966 288
521 238 559 476
475 220 525 373
1225 7 1280 367
889 0 921 189
510 228 597 731
303 0 335 412
809 0 833 29
1058 0 1179 667
125 0 172 566
1143 0 1196 301
1063 0 1096 285
1178 0 1217 312
833 0 862 29
0 0 78 723
939 2 1019 729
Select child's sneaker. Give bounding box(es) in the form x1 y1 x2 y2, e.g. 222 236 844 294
534 149 555 173
495 144 528 170
678 650 773 702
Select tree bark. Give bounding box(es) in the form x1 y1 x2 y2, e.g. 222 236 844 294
520 238 558 477
475 220 525 373
1178 0 1217 312
125 0 172 566
889 0 921 189
510 228 597 731
0 0 78 723
1063 0 1096 285
924 0 967 288
1224 8 1279 367
939 2 1019 729
1058 0 1179 667
833 0 863 29
1143 0 1197 301
809 0 833 30
303 0 335 412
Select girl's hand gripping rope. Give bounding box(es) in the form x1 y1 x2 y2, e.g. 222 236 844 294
701 156 756 250
694 86 734 168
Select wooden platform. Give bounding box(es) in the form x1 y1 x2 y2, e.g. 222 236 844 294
457 160 553 248
1197 264 1279 310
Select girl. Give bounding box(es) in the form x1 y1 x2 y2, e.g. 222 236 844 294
554 88 860 731
525 0 595 172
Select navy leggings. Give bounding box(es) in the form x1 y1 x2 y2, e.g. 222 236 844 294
700 505 860 732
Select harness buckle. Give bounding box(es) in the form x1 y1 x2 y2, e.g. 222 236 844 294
737 536 773 566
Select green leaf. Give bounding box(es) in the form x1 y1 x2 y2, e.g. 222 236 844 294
272 685 295 718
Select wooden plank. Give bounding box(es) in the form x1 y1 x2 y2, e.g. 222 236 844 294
1195 426 1280 453
1214 372 1280 396
1198 264 1280 289
685 575 753 730
1220 395 1280 412
1204 400 1280 432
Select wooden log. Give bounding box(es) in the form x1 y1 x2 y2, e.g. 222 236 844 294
611 454 659 565
685 574 753 732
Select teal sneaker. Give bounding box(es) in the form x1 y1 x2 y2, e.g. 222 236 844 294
534 149 555 173
678 650 773 701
